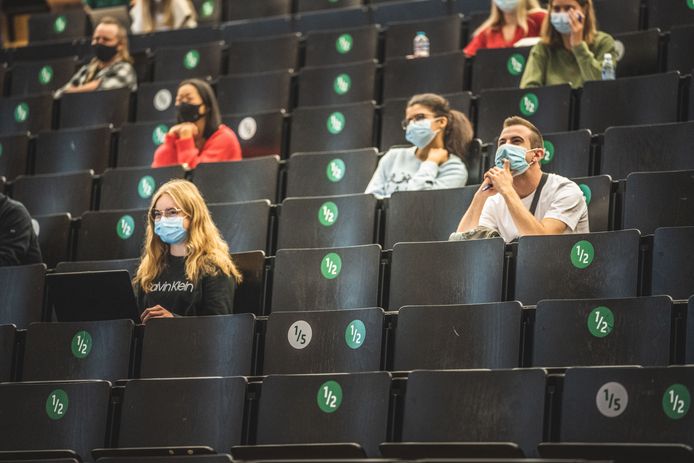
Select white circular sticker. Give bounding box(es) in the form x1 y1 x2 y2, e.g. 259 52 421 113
153 89 172 112
596 381 628 418
31 218 40 236
614 40 625 61
238 117 257 141
287 320 312 350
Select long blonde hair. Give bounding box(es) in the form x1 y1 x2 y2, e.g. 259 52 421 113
139 0 196 32
473 0 544 37
540 0 598 46
134 179 242 293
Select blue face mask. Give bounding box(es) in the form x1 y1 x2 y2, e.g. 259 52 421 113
405 119 439 149
550 12 572 35
494 0 519 13
154 216 188 245
495 143 538 176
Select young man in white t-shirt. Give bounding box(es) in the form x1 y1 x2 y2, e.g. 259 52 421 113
452 116 589 243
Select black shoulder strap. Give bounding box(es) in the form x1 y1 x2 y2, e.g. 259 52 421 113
529 173 549 217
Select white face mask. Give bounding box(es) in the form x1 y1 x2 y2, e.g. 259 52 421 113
494 0 520 13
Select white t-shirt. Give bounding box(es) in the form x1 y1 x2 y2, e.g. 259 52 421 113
478 173 589 243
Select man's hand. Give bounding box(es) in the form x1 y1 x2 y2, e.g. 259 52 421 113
427 148 449 166
484 159 515 196
568 9 585 48
140 305 174 324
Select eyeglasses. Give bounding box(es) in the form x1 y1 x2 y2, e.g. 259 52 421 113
401 113 439 130
151 207 185 221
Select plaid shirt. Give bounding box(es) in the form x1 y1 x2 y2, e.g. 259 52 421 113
56 59 137 97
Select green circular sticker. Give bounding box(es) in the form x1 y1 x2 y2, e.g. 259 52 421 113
317 380 343 413
688 0 694 10
116 214 135 240
318 201 339 227
138 175 156 199
46 389 69 420
507 53 526 76
587 306 614 338
326 112 346 135
54 15 67 33
520 93 539 116
345 319 366 349
336 33 353 54
579 183 592 205
542 140 555 165
321 252 342 279
14 102 29 123
663 384 691 419
333 73 351 95
326 158 346 182
571 240 594 269
201 0 215 17
183 50 200 70
152 124 168 145
71 330 93 358
38 65 54 85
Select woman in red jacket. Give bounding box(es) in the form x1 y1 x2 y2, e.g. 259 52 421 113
463 0 547 57
152 78 242 169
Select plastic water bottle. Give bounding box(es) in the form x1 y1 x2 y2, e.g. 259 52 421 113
601 53 615 80
413 31 430 58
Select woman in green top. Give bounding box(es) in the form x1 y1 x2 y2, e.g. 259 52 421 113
520 0 616 89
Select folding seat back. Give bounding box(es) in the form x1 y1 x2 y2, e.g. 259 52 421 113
35 125 112 175
263 307 384 374
216 70 292 113
191 157 280 203
222 110 286 158
135 81 179 122
75 209 147 261
0 381 110 460
33 213 72 269
0 133 30 180
117 377 247 452
99 166 186 211
276 194 377 250
9 57 78 96
13 39 88 63
0 94 53 135
384 187 477 249
393 302 523 371
192 0 222 26
533 296 673 368
23 319 134 382
372 0 449 24
0 263 45 329
224 0 291 21
651 226 694 300
384 15 462 60
646 0 694 29
225 34 300 75
389 240 505 309
471 46 532 94
383 51 465 101
289 101 376 154
450 0 490 15
140 314 255 378
540 129 592 179
572 175 612 232
12 171 94 217
208 201 271 253
295 6 370 33
602 121 694 179
304 26 379 67
271 244 381 311
152 42 223 82
221 16 293 40
231 250 266 315
593 0 642 34
0 325 15 382
296 0 361 13
579 72 680 134
477 84 572 142
514 230 641 305
56 258 139 275
612 29 661 78
285 148 379 197
667 25 694 72
297 61 378 108
28 9 88 43
59 87 131 129
623 170 694 234
117 121 174 167
255 372 391 457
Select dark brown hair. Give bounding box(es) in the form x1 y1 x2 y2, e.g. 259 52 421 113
178 78 221 140
503 116 544 149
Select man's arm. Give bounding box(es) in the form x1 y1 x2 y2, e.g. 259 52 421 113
62 80 102 93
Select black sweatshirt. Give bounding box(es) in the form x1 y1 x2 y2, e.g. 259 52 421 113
136 254 236 316
0 194 42 266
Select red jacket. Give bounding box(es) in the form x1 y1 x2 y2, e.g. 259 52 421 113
463 11 547 57
151 124 242 169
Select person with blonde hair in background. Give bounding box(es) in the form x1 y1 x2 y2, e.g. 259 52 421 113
133 179 242 323
130 0 197 34
463 0 546 57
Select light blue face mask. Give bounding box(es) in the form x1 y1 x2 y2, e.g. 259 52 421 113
494 0 520 13
405 119 439 149
154 216 188 245
550 12 573 35
494 143 539 176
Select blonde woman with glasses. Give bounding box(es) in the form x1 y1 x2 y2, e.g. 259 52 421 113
133 179 241 323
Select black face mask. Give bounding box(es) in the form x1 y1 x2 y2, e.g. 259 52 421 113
93 43 118 62
176 102 203 123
